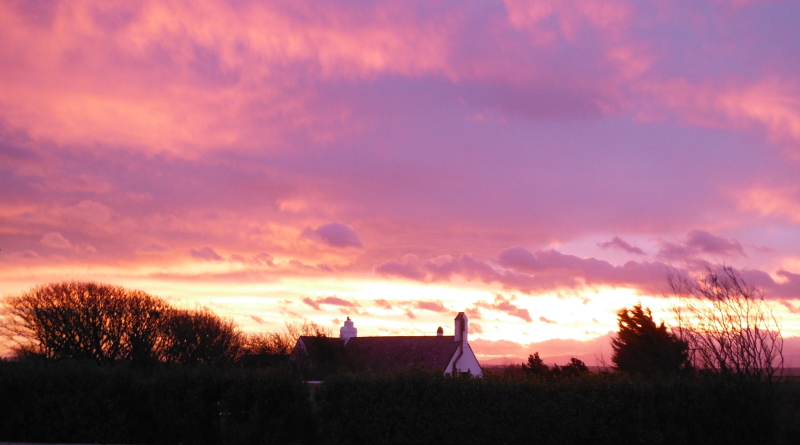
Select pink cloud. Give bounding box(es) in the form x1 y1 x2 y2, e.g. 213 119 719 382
737 187 800 223
230 253 275 266
671 265 800 301
465 307 482 320
471 332 616 365
40 232 72 249
376 246 683 295
644 78 800 147
474 294 533 322
5 250 40 261
413 300 449 313
780 301 800 314
62 201 112 226
0 1 465 154
303 295 360 311
302 297 321 310
373 254 427 281
373 299 393 310
502 0 631 42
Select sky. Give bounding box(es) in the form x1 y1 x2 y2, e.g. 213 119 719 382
2 0 800 365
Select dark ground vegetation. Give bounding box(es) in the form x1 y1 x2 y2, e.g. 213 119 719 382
1 359 798 445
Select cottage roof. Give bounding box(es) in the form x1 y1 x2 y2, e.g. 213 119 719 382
295 335 460 373
346 336 459 373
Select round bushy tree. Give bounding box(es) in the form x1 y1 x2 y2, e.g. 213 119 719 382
1 282 170 364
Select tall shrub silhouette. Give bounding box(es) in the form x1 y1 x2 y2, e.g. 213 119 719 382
612 304 691 376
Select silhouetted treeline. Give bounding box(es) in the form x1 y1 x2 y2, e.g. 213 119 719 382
0 282 330 368
2 361 798 445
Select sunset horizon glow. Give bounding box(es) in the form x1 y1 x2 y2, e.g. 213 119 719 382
2 0 800 366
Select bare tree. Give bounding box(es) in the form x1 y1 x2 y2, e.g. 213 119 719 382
669 266 783 381
162 307 244 365
239 320 330 367
1 282 171 364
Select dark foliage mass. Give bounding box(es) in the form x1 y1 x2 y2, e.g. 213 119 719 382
521 352 589 379
612 304 691 376
317 370 789 445
0 361 315 444
2 362 796 445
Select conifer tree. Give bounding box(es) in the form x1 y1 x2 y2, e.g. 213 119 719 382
611 304 690 376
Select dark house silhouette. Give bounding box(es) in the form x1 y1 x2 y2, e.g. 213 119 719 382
291 312 482 377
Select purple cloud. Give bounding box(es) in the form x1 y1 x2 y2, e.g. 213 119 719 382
656 242 695 262
189 246 224 261
685 230 746 257
598 236 646 255
303 223 363 249
658 230 746 261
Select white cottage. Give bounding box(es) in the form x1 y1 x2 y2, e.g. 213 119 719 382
292 312 483 376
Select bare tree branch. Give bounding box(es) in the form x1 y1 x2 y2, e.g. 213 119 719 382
670 266 783 381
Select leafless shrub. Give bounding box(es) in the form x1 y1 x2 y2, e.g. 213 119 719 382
242 320 330 356
162 307 244 365
669 266 783 381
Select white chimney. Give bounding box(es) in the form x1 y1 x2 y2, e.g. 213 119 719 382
340 317 357 343
454 312 467 344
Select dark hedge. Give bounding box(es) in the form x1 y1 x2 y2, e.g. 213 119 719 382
0 362 791 445
0 361 315 444
315 370 779 445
